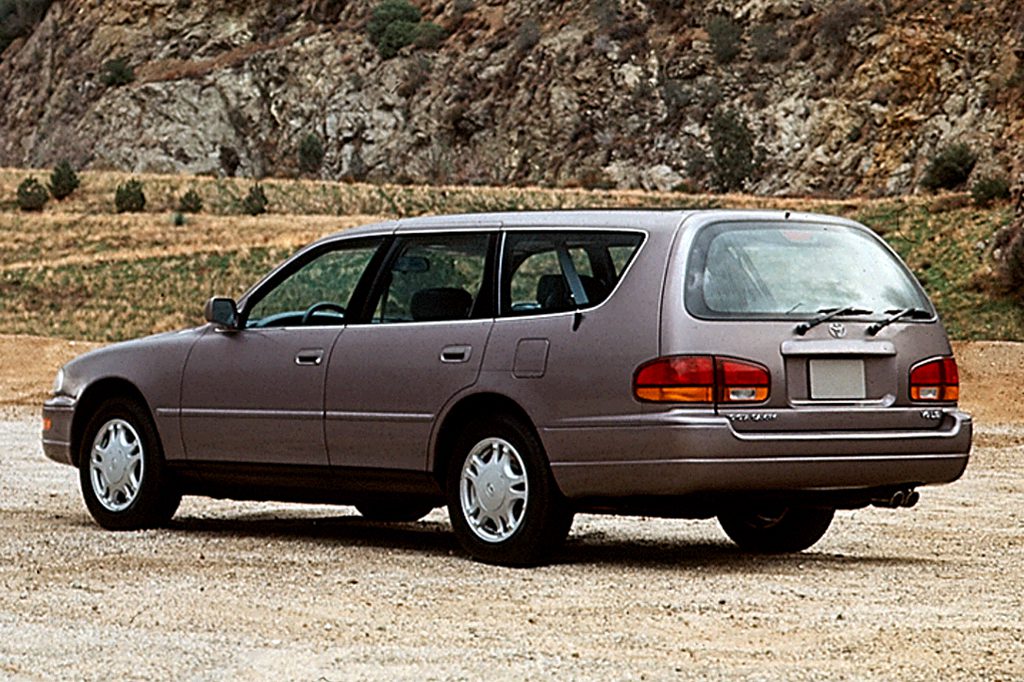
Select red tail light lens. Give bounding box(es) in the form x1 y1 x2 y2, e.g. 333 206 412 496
634 355 769 404
909 356 959 402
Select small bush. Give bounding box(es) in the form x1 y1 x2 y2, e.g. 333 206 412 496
709 109 756 192
242 183 268 215
48 160 79 199
971 174 1011 207
297 133 324 175
177 188 203 213
413 21 445 49
920 143 977 192
367 0 420 59
100 57 134 87
219 146 240 177
16 177 48 211
817 1 868 51
114 179 145 213
707 15 742 64
0 0 53 56
751 23 789 62
172 212 187 227
515 19 541 54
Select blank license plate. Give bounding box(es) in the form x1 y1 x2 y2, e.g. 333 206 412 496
809 359 866 400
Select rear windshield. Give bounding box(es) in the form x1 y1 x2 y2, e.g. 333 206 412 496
685 222 933 319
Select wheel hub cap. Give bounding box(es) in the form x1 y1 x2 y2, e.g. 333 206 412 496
90 418 145 512
460 437 528 543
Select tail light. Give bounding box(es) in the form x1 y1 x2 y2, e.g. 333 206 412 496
634 355 769 404
909 356 959 402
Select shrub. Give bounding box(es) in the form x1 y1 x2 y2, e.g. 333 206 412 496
817 0 868 51
242 183 268 215
100 57 134 87
751 23 788 62
172 211 187 227
219 146 240 177
413 20 445 49
114 179 145 212
297 133 324 175
971 174 1011 208
0 0 53 56
16 176 48 211
48 160 79 199
515 19 541 54
920 143 977 192
367 0 420 58
709 109 755 192
707 15 742 64
177 188 203 213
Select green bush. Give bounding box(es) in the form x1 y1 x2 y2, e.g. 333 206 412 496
707 15 742 64
242 183 268 215
114 179 145 213
367 0 420 58
970 174 1011 207
751 23 788 62
413 21 445 49
16 176 48 211
920 143 977 192
177 188 203 213
297 133 325 175
48 160 79 199
709 109 755 192
100 57 134 87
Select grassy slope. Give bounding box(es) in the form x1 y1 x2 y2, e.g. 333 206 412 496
1 168 1021 342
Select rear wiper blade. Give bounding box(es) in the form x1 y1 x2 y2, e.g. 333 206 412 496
867 307 932 335
795 306 873 335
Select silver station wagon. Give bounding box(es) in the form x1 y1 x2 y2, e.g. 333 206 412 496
42 210 972 566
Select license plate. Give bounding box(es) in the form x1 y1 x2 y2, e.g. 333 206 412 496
809 359 866 400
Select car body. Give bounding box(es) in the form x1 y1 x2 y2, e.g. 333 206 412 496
43 210 972 565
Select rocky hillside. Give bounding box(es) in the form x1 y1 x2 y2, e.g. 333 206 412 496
1 0 1023 196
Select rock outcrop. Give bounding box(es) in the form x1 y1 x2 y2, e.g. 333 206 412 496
1 0 1022 196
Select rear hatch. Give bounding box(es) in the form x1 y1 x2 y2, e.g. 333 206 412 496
659 213 958 432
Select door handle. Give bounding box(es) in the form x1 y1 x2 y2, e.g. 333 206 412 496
440 345 472 363
295 349 325 366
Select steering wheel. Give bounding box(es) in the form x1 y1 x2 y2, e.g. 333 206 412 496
301 301 346 325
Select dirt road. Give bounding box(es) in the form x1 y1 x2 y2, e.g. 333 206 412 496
1 338 1022 679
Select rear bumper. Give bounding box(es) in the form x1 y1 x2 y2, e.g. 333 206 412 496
545 409 972 499
42 397 76 466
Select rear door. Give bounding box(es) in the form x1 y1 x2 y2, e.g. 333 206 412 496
324 231 495 470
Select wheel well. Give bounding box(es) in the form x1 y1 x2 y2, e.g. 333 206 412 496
432 393 539 485
70 378 151 468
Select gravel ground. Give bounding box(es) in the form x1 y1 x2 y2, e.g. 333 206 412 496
1 406 1022 680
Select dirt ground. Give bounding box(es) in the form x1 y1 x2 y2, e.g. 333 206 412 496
1 336 1022 680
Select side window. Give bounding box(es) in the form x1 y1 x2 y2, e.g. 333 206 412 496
372 233 490 323
501 231 644 316
246 239 382 328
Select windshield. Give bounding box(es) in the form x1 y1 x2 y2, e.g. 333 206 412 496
684 222 933 319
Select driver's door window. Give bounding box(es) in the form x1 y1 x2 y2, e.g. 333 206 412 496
246 239 382 328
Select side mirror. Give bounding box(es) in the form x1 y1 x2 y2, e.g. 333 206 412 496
204 297 239 330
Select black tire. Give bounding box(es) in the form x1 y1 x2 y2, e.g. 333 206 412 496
718 505 834 553
355 499 435 522
446 414 573 567
78 397 181 530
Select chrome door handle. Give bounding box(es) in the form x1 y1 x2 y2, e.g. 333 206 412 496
440 345 471 363
295 349 324 366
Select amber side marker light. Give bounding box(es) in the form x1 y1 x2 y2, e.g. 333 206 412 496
909 356 960 402
634 355 770 404
42 417 52 431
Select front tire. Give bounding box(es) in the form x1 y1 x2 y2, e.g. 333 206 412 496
78 397 181 530
718 505 834 553
446 415 573 566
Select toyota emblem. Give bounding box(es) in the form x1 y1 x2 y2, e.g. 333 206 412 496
828 322 847 338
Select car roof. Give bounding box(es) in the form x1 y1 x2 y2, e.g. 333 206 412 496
314 209 863 244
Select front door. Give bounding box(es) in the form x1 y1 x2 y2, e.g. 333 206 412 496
180 237 385 464
325 231 494 471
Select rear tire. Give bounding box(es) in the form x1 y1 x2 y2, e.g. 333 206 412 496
446 415 573 566
78 397 181 530
355 500 435 522
718 505 834 553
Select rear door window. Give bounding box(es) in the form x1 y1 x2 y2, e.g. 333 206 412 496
685 222 933 319
500 231 644 316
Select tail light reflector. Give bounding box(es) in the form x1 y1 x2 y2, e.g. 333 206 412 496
909 356 959 402
634 355 769 404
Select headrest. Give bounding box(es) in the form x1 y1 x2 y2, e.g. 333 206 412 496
410 287 473 321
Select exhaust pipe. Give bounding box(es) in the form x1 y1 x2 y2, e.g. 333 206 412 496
871 489 918 509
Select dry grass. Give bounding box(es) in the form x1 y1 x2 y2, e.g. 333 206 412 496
1 168 1021 342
